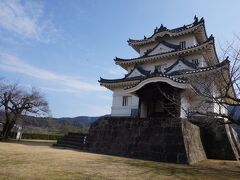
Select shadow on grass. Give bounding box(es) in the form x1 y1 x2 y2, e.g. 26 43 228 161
1 140 240 179
52 145 240 178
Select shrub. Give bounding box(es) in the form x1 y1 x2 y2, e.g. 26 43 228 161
22 133 64 140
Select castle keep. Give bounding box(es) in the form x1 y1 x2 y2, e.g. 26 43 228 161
99 16 230 118
57 17 240 164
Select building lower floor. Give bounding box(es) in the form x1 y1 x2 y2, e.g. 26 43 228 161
110 80 226 118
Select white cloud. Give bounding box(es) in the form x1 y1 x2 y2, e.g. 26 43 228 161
0 0 57 41
95 65 127 76
0 53 103 91
39 86 80 94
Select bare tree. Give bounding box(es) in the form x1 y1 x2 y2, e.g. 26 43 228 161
160 37 240 126
0 81 49 139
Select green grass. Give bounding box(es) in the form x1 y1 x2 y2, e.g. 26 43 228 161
0 140 240 179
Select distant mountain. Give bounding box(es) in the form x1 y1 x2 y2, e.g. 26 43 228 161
0 113 100 135
57 116 98 128
228 106 240 136
228 106 240 121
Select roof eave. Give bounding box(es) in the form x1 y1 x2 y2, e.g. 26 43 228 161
127 20 205 47
116 38 215 68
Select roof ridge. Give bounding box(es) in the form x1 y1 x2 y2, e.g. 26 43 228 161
170 58 229 76
99 59 228 86
116 36 214 62
142 40 181 57
128 16 204 44
99 73 187 85
124 65 151 78
164 57 197 74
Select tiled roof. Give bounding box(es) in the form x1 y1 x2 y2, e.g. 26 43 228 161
164 58 197 73
128 16 205 45
172 59 229 76
99 59 229 86
115 35 214 64
143 40 181 57
125 64 151 78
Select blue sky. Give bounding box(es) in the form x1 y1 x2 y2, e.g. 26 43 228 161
0 0 239 117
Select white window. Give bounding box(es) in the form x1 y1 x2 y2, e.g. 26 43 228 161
179 41 186 49
122 96 129 106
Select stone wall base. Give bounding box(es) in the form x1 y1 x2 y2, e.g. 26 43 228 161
197 120 240 160
56 117 240 164
87 117 206 164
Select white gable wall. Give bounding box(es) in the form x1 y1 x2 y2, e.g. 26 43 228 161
126 68 145 78
186 54 206 67
140 54 205 74
138 34 198 57
140 58 175 72
148 44 174 56
125 53 206 76
139 43 156 56
166 61 195 74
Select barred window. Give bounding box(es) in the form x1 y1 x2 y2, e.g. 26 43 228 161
179 41 186 49
192 59 199 66
122 96 129 106
155 65 162 72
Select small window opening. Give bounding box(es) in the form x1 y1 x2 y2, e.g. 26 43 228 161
179 41 186 49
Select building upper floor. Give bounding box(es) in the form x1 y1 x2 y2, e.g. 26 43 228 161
115 34 218 72
138 34 198 57
114 17 217 72
128 16 207 54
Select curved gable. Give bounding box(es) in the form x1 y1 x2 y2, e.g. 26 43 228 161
125 65 150 78
125 76 190 94
164 58 197 74
148 43 174 55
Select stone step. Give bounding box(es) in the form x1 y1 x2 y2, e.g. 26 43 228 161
54 143 83 150
67 132 87 137
55 132 89 150
57 139 85 147
62 136 85 142
64 135 87 139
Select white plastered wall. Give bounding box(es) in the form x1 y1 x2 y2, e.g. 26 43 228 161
138 34 198 57
180 90 191 118
167 34 198 48
181 80 229 117
111 88 139 116
148 44 174 55
139 43 156 56
166 61 195 74
138 54 206 74
212 83 228 116
126 69 145 78
180 87 215 118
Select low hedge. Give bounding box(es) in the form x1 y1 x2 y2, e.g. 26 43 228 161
22 133 64 140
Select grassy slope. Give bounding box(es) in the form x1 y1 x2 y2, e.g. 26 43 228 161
0 140 240 179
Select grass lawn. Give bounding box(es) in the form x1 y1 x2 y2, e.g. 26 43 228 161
0 140 240 179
